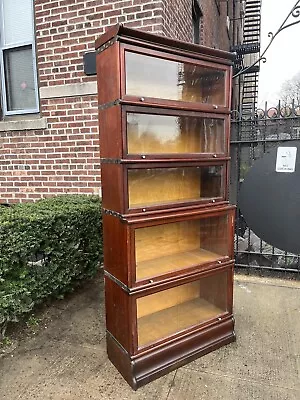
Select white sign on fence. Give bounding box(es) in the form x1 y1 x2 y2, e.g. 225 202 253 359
275 147 297 173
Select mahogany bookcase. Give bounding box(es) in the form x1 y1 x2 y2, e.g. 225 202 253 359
96 25 236 390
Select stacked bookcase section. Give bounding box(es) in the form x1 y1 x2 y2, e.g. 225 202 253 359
96 25 235 390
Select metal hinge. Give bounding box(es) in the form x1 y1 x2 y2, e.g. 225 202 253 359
100 158 122 164
103 209 122 218
104 271 129 293
96 38 117 54
98 99 120 111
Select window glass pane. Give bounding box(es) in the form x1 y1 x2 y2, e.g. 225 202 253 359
4 46 37 111
2 0 33 45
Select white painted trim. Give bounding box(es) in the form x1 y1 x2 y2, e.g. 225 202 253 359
0 0 40 116
0 117 47 131
40 82 98 99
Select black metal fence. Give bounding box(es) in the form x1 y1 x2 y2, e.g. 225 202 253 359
230 101 300 274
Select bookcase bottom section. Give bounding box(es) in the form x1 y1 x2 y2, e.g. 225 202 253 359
107 316 235 390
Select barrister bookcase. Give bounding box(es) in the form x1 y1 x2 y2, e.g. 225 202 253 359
96 25 235 390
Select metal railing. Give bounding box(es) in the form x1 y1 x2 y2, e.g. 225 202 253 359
231 102 300 274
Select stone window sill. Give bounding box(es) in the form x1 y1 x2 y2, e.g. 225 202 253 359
0 116 47 132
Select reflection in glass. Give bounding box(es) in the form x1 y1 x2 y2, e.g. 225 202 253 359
128 166 223 208
137 271 228 347
135 215 229 280
4 46 37 111
127 113 225 154
125 52 225 105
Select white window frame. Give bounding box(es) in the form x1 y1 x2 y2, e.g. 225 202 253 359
0 0 39 116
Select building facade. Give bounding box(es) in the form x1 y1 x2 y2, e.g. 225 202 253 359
0 0 242 203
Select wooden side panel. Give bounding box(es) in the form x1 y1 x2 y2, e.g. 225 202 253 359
106 333 137 389
101 163 125 213
99 106 122 159
96 42 121 105
105 276 132 352
103 214 131 285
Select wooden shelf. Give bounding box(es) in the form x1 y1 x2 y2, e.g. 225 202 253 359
130 198 202 208
136 248 222 280
138 297 224 347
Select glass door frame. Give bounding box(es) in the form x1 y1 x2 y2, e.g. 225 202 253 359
123 160 228 213
121 105 231 161
130 263 234 354
127 205 235 286
120 43 232 113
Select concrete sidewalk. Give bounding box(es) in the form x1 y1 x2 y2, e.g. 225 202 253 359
0 273 299 400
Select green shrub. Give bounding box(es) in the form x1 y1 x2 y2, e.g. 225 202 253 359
0 195 102 338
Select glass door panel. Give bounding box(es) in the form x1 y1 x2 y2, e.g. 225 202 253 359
125 52 226 106
128 165 224 209
137 271 228 347
135 214 230 281
127 113 225 155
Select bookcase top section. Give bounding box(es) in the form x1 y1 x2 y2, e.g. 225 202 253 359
95 24 235 65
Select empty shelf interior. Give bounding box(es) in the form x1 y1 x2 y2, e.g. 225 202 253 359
138 297 223 347
136 248 222 280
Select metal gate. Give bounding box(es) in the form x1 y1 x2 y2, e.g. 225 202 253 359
230 102 300 274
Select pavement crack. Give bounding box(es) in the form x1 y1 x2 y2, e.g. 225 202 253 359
166 369 178 399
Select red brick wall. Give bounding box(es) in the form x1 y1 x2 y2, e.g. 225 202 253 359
162 0 192 42
162 0 230 50
0 0 233 203
36 0 164 88
0 98 99 201
0 0 166 203
201 1 230 50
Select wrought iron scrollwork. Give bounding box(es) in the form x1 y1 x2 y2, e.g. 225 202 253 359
233 1 300 78
291 5 300 19
231 100 300 121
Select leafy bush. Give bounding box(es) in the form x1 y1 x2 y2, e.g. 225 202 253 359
0 195 102 338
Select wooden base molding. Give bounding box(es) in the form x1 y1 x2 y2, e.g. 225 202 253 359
107 316 235 390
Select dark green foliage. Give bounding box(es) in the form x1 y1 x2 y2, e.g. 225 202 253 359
0 195 102 338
